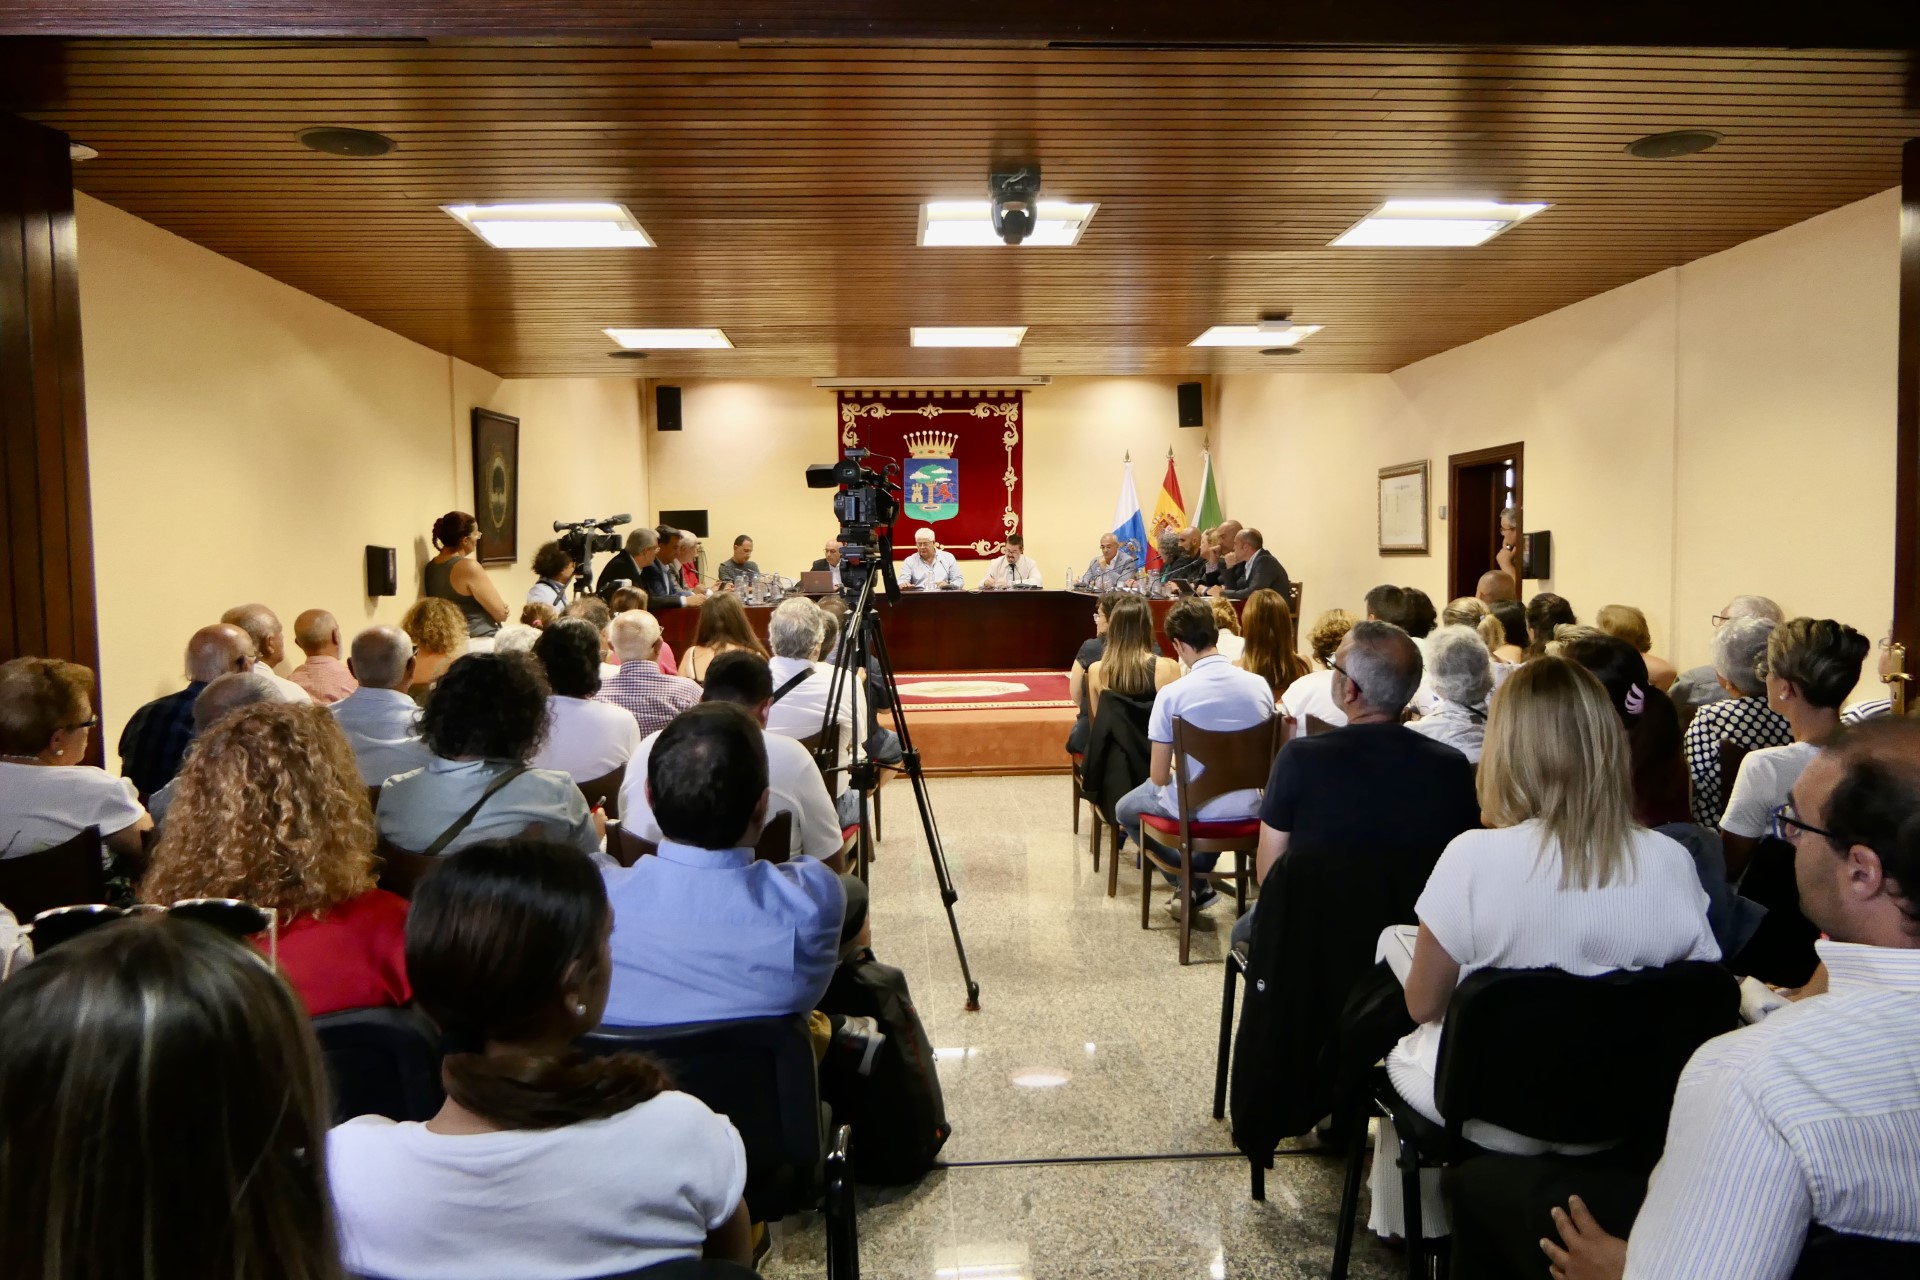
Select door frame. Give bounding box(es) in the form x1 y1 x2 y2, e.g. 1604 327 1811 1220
1447 441 1525 600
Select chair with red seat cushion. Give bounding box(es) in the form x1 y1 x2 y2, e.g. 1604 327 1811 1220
1139 715 1290 964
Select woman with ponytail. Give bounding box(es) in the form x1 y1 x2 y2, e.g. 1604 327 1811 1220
425 510 510 640
327 838 752 1278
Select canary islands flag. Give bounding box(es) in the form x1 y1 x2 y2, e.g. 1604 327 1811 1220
1147 452 1186 569
1112 457 1148 573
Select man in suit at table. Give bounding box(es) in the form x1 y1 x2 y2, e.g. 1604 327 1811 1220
1080 532 1137 589
809 540 845 591
899 528 964 591
981 534 1043 590
1212 528 1291 603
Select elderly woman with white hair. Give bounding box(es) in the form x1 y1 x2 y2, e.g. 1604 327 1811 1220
1681 615 1791 826
1408 626 1495 764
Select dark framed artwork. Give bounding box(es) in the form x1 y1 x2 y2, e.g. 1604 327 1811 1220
1378 459 1430 555
471 408 520 564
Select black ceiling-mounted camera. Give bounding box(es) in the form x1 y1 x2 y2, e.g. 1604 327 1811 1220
990 164 1041 245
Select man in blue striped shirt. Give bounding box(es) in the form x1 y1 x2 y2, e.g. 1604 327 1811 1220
1545 718 1920 1279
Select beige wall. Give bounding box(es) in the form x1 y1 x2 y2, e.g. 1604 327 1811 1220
75 194 647 754
645 377 1214 585
1215 188 1899 701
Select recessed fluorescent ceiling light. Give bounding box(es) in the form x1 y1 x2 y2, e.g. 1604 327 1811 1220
1330 199 1549 248
444 202 654 249
918 200 1098 247
911 326 1027 348
603 328 733 349
1190 324 1323 348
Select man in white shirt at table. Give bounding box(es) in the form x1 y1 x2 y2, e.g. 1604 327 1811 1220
1112 598 1277 918
1544 716 1920 1280
980 534 1042 590
899 528 964 591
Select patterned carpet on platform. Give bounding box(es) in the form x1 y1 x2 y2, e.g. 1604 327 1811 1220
893 671 1072 713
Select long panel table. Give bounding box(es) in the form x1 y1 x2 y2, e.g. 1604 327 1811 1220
655 589 1196 672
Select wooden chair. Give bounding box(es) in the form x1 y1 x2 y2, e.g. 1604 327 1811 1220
1718 739 1752 809
801 725 872 877
365 784 382 813
577 763 626 821
1069 751 1084 836
1306 714 1338 737
612 823 656 867
1287 580 1303 621
373 838 443 900
0 827 106 922
1138 715 1289 964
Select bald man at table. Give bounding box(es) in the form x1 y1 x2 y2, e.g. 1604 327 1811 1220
900 528 965 590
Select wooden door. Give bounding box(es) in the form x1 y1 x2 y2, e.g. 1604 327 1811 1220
1447 444 1524 601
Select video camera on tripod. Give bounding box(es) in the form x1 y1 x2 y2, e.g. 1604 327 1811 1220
805 449 901 600
552 513 630 599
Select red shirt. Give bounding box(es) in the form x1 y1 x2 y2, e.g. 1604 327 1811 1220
257 889 412 1016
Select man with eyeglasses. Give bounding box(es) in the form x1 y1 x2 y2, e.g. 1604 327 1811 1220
329 626 434 787
1544 718 1920 1279
1670 593 1784 718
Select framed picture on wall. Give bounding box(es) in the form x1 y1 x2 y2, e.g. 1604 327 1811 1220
1378 460 1429 555
471 408 520 564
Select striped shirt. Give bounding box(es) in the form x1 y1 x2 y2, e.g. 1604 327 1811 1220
1625 940 1920 1279
1843 697 1893 725
595 660 701 738
1683 694 1791 826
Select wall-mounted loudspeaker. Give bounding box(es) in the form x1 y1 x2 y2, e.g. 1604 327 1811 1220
365 546 397 597
658 509 710 539
1524 531 1552 581
655 384 683 431
1176 381 1204 428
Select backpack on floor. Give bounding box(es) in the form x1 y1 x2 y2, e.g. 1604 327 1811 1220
819 947 951 1183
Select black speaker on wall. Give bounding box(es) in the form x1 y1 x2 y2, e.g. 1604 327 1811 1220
365 546 397 597
1176 381 1204 428
655 384 683 431
1524 530 1552 581
658 509 710 539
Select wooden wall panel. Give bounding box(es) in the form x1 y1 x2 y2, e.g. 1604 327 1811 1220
0 111 103 750
1895 137 1920 695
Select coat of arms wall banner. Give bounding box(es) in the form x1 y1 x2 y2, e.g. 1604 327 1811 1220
835 389 1024 560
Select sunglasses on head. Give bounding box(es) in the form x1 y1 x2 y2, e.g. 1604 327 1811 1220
5 898 277 980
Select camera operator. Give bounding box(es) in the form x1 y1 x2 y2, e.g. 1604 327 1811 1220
526 542 574 610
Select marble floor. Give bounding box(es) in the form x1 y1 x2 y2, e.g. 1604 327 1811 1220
762 774 1400 1280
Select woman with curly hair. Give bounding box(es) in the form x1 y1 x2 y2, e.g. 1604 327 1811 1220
375 652 601 857
140 701 409 1015
1237 589 1312 697
1207 596 1245 662
1280 608 1356 728
401 596 469 706
679 592 768 683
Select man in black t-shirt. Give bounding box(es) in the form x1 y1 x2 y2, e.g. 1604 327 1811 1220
1234 620 1480 944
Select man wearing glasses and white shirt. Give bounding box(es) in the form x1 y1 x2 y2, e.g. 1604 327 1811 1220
899 528 964 591
980 534 1043 589
1543 718 1920 1280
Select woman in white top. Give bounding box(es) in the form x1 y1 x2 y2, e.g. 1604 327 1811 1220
1279 608 1355 730
1373 657 1719 1239
529 620 642 783
329 839 751 1279
1720 617 1871 877
0 658 150 861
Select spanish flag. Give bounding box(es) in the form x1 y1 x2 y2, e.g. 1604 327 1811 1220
1146 451 1186 570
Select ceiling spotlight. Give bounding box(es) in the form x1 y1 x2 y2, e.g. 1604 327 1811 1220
1626 129 1724 160
989 165 1042 245
68 142 99 162
296 126 396 158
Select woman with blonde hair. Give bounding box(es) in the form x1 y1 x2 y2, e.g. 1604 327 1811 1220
1596 603 1678 692
402 596 469 705
1368 657 1718 1240
679 592 768 683
1086 596 1180 707
1208 596 1246 662
1237 589 1311 697
141 701 410 1016
1279 608 1356 727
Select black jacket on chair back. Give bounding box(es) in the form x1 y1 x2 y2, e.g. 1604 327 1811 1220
1079 687 1157 824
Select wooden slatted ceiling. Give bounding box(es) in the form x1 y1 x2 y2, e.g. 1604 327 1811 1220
9 40 1916 377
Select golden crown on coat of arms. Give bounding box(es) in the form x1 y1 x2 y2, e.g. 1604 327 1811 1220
904 430 960 458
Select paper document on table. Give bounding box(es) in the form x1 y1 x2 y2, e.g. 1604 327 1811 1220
1376 924 1420 986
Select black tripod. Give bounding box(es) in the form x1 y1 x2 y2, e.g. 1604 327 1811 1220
820 541 980 1011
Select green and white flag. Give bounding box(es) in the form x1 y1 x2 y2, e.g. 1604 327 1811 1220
1195 448 1224 530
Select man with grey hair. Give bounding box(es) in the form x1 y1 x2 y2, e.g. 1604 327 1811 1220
1235 619 1481 945
900 528 963 591
118 622 257 800
1408 626 1495 764
1671 594 1786 715
146 671 284 821
596 609 699 736
764 598 867 823
220 603 312 703
1683 615 1792 826
331 625 434 786
288 608 358 704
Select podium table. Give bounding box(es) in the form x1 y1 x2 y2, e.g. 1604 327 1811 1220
655 589 1199 673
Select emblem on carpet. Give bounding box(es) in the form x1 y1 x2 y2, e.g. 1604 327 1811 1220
892 671 1072 712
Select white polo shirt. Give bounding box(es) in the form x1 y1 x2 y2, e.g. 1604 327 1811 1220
1147 653 1277 819
532 695 643 783
618 725 844 861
